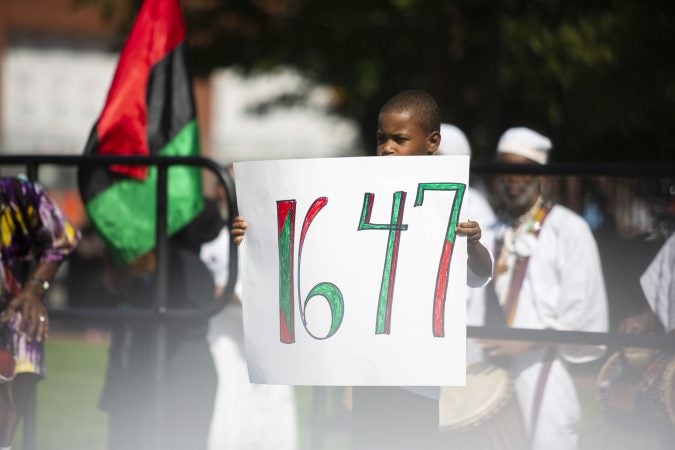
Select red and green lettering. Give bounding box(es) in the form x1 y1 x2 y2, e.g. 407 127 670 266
276 200 296 343
358 191 408 334
276 198 344 343
414 183 466 337
298 198 344 339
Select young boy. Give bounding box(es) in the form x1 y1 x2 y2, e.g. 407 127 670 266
232 90 493 450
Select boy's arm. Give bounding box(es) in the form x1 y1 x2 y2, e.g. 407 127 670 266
467 241 492 278
231 216 247 246
456 220 492 278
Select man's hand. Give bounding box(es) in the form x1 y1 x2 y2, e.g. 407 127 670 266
478 339 534 357
456 220 482 247
0 286 48 343
619 309 660 334
231 216 248 246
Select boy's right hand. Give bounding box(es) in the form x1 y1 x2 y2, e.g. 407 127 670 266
456 220 482 247
231 216 247 246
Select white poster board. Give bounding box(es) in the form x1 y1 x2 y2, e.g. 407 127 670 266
234 155 470 386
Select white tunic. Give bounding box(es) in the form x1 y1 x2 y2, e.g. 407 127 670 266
640 232 675 333
468 204 608 450
465 187 498 288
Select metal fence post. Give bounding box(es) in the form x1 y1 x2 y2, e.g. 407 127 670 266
152 163 169 450
311 386 326 450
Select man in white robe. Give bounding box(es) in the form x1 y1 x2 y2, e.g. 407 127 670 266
613 231 675 449
469 127 609 450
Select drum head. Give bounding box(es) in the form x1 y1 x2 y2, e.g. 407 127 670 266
596 350 649 425
597 349 675 430
439 362 512 430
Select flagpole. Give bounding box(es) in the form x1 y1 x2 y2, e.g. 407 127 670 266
153 163 169 450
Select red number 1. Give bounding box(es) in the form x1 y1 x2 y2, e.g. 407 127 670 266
276 198 345 343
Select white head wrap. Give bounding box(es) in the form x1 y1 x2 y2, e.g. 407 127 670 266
497 127 552 165
437 123 471 156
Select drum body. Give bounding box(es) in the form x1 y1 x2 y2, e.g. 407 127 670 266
596 348 675 430
439 362 527 450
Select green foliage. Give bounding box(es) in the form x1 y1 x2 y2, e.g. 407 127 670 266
86 0 675 162
500 0 675 162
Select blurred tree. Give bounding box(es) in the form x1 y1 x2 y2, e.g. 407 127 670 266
500 0 675 163
81 0 675 162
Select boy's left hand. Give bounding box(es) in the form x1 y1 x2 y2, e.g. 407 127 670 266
456 220 481 247
231 216 248 246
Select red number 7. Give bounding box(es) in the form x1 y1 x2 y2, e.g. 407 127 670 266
414 183 466 337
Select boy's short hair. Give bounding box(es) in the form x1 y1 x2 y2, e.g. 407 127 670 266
380 90 441 135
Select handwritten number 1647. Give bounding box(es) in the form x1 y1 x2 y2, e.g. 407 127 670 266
275 182 465 343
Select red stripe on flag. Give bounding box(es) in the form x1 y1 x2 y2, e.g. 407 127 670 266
96 0 187 179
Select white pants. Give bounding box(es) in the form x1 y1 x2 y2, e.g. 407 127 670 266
207 304 299 450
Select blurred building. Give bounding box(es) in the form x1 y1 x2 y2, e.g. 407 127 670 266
209 66 361 162
0 0 120 156
0 0 360 164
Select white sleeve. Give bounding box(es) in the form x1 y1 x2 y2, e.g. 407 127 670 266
465 187 495 288
200 227 231 287
640 234 675 334
549 219 609 363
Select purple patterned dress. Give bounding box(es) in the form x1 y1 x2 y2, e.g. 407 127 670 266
0 177 80 377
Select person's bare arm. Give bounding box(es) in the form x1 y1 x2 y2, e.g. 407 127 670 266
619 308 661 334
456 220 492 277
0 261 60 342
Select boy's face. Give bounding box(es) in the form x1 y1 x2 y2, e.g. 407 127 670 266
376 111 440 156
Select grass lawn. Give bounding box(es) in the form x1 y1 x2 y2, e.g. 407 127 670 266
14 333 110 450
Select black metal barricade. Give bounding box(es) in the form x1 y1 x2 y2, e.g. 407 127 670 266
467 161 675 349
0 154 238 450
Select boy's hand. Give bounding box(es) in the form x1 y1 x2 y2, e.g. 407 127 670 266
457 220 492 277
231 216 248 246
456 220 482 247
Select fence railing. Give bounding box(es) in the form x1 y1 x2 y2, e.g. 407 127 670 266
2 156 674 450
468 161 675 349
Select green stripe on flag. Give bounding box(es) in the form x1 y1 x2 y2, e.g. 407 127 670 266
86 120 204 265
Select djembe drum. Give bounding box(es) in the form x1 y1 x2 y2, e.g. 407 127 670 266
596 348 675 430
439 362 527 450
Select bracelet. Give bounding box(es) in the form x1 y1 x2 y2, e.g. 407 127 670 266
28 276 51 292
